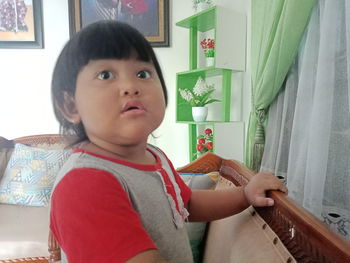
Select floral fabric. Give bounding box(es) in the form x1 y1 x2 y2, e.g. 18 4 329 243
0 0 28 32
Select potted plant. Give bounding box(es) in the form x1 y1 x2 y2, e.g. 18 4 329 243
179 76 220 122
196 128 214 156
193 0 213 13
200 38 215 66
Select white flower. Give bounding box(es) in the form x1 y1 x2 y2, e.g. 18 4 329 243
193 0 213 4
180 89 193 102
193 76 214 96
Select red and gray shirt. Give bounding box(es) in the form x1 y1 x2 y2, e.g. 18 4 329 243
50 145 193 263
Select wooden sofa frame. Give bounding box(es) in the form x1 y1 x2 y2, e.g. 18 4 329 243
1 134 350 263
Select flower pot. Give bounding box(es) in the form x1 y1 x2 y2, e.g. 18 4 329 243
206 57 214 67
196 2 211 13
192 106 208 122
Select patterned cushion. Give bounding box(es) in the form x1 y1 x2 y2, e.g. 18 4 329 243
0 143 71 207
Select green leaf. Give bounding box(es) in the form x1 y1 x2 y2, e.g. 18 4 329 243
197 90 214 106
202 99 220 106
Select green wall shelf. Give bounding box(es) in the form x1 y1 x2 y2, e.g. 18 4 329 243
188 122 244 162
176 5 246 161
176 68 232 122
176 6 246 71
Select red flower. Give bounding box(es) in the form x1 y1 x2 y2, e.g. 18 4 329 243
206 142 213 150
207 39 214 49
197 144 204 152
200 39 207 50
198 138 206 145
200 38 215 50
196 128 214 155
205 128 212 135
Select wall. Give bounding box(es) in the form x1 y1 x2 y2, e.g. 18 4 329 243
0 0 251 168
0 0 70 138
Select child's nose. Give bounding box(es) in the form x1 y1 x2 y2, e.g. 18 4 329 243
120 79 140 96
123 90 140 96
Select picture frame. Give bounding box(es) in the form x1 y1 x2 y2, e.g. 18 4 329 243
0 0 44 49
69 0 169 47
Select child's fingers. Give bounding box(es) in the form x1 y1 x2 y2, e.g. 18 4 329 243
261 175 288 194
253 196 275 207
278 184 288 194
267 180 288 194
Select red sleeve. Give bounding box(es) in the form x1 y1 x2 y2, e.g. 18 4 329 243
50 168 156 263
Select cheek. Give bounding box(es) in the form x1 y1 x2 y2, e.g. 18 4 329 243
155 89 167 116
147 90 166 126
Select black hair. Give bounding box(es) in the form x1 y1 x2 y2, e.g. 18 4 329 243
51 20 168 141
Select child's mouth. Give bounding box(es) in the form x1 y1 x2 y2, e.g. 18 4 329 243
126 106 139 111
122 101 146 115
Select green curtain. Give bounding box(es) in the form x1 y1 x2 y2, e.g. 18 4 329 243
245 0 315 172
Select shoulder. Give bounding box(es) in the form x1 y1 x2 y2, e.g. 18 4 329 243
52 168 125 200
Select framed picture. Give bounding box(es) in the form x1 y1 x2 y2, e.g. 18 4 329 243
69 0 169 47
0 0 44 49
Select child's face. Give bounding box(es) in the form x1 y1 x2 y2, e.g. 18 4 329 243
71 57 166 147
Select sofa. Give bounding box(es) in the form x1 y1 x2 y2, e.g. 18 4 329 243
0 134 349 263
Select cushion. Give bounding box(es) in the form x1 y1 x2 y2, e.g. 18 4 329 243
179 171 219 263
0 203 50 259
0 143 70 207
202 177 296 263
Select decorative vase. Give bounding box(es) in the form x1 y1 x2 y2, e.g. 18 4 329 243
206 57 214 67
192 106 208 122
196 2 211 13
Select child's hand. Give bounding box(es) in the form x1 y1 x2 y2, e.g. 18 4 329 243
243 172 288 207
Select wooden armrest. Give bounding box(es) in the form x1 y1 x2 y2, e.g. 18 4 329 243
176 152 223 173
255 191 350 263
0 258 49 263
13 134 76 147
48 232 60 262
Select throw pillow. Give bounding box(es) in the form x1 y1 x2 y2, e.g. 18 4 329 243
179 171 219 263
0 143 71 207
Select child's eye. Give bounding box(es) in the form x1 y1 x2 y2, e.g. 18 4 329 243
97 70 115 80
137 70 151 79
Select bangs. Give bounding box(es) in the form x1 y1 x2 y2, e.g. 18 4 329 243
75 21 152 65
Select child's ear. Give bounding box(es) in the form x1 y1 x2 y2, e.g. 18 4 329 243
60 92 81 124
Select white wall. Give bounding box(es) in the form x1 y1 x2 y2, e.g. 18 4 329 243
0 0 251 168
0 0 70 138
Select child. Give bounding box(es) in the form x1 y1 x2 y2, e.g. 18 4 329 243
50 20 287 263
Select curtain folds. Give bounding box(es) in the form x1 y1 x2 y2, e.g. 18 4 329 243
247 0 316 171
261 0 350 239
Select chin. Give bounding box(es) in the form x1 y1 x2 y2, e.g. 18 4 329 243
119 134 150 146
